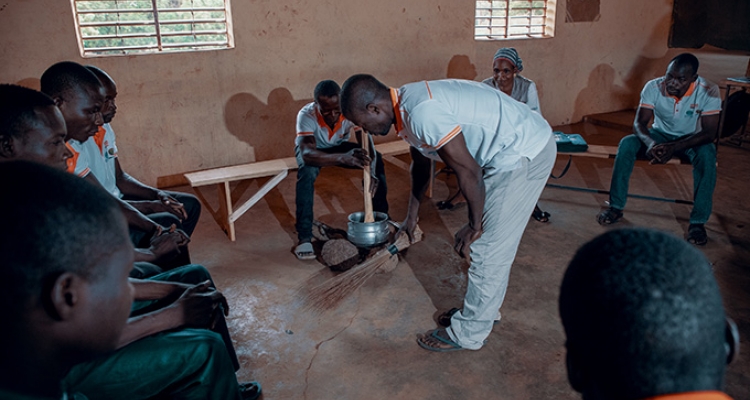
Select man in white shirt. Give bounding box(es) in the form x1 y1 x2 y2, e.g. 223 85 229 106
294 80 388 260
341 75 556 352
596 53 721 246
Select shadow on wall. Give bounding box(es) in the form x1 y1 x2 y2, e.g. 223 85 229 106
446 55 477 80
572 64 632 122
224 88 312 162
15 78 40 90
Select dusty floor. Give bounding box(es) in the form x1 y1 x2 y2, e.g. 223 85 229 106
181 114 750 400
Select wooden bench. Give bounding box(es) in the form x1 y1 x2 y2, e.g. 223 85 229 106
185 140 412 241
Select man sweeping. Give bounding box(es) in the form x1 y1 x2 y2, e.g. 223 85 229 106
340 75 555 352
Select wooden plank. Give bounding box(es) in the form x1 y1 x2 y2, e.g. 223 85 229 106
228 169 288 224
559 145 681 165
185 157 297 187
375 139 410 156
217 182 236 241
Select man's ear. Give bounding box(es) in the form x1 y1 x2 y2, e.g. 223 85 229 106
0 134 16 158
565 344 587 393
365 103 380 114
726 317 740 365
48 272 83 321
52 95 64 110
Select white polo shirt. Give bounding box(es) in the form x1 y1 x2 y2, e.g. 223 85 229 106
392 79 552 173
639 76 721 137
65 123 120 197
295 102 354 149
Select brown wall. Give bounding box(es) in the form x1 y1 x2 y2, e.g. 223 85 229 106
1 0 747 184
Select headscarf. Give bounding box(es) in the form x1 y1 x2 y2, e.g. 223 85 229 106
493 47 523 72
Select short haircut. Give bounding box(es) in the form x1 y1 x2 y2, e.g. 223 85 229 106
340 74 390 119
0 84 56 139
670 53 700 75
560 228 726 398
313 80 340 102
0 161 127 319
85 65 115 87
40 61 102 99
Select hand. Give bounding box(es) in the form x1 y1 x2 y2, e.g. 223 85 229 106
367 176 379 198
397 216 419 244
148 231 188 263
454 223 483 262
341 148 371 168
647 143 676 165
151 224 190 246
175 281 229 329
157 191 188 220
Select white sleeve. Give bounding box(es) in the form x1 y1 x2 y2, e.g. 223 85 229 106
526 82 541 115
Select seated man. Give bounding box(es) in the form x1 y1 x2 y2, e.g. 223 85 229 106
0 84 260 399
84 65 202 259
39 61 193 267
597 53 721 245
560 228 738 400
0 160 134 399
294 79 388 260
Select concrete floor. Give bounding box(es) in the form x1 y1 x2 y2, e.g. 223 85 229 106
182 114 750 399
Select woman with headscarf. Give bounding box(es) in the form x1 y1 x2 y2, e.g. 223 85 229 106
482 47 549 222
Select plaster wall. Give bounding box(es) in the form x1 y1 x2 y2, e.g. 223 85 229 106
1 0 747 183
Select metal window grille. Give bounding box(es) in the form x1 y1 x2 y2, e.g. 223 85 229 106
475 0 556 40
71 0 234 57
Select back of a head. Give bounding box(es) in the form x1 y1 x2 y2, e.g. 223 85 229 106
40 61 102 99
314 80 341 102
0 84 55 140
340 74 389 119
670 53 700 75
0 161 126 322
560 228 726 399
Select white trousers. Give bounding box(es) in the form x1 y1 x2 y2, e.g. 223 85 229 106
447 134 556 350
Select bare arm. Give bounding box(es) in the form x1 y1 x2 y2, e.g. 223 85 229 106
117 281 228 348
116 159 188 220
400 146 433 238
633 107 657 151
436 133 485 260
297 136 370 168
82 173 162 234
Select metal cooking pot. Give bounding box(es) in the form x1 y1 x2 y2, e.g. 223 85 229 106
347 211 390 247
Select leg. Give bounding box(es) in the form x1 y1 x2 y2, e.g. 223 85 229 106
607 134 645 211
129 261 163 279
64 329 242 400
683 143 717 225
294 163 321 244
130 264 240 372
445 136 556 350
372 151 389 214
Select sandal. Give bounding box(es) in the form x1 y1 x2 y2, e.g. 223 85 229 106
687 224 708 246
294 242 316 260
532 206 550 223
240 381 262 400
417 329 465 352
597 207 623 226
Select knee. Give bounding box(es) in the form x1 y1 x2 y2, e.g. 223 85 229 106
179 193 201 216
297 165 319 181
174 264 214 286
616 135 642 157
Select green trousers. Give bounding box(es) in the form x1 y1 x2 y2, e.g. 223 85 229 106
64 265 243 399
64 329 242 400
609 129 717 224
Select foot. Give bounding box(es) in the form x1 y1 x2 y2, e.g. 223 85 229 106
597 207 623 225
240 381 262 400
417 328 465 352
687 224 708 246
294 241 316 260
531 206 550 223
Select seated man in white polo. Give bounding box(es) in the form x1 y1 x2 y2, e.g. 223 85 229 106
294 80 388 260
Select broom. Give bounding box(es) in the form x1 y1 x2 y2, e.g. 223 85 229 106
301 226 422 311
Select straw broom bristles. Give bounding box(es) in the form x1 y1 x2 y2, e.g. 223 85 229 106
302 226 422 311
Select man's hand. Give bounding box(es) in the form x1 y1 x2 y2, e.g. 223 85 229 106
156 190 188 220
397 215 420 244
148 231 188 263
150 223 190 246
340 148 371 168
454 223 483 262
175 281 229 329
648 142 677 164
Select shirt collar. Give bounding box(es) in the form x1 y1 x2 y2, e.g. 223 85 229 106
390 88 404 132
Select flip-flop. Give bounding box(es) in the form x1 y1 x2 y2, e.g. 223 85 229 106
531 208 550 223
417 328 465 352
597 207 623 226
687 224 708 246
294 242 316 260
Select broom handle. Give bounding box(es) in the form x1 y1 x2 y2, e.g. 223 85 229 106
362 131 374 223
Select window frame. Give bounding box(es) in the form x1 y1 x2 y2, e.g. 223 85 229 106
474 0 557 41
70 0 235 58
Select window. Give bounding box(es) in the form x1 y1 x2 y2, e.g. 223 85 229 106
475 0 556 40
71 0 234 57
